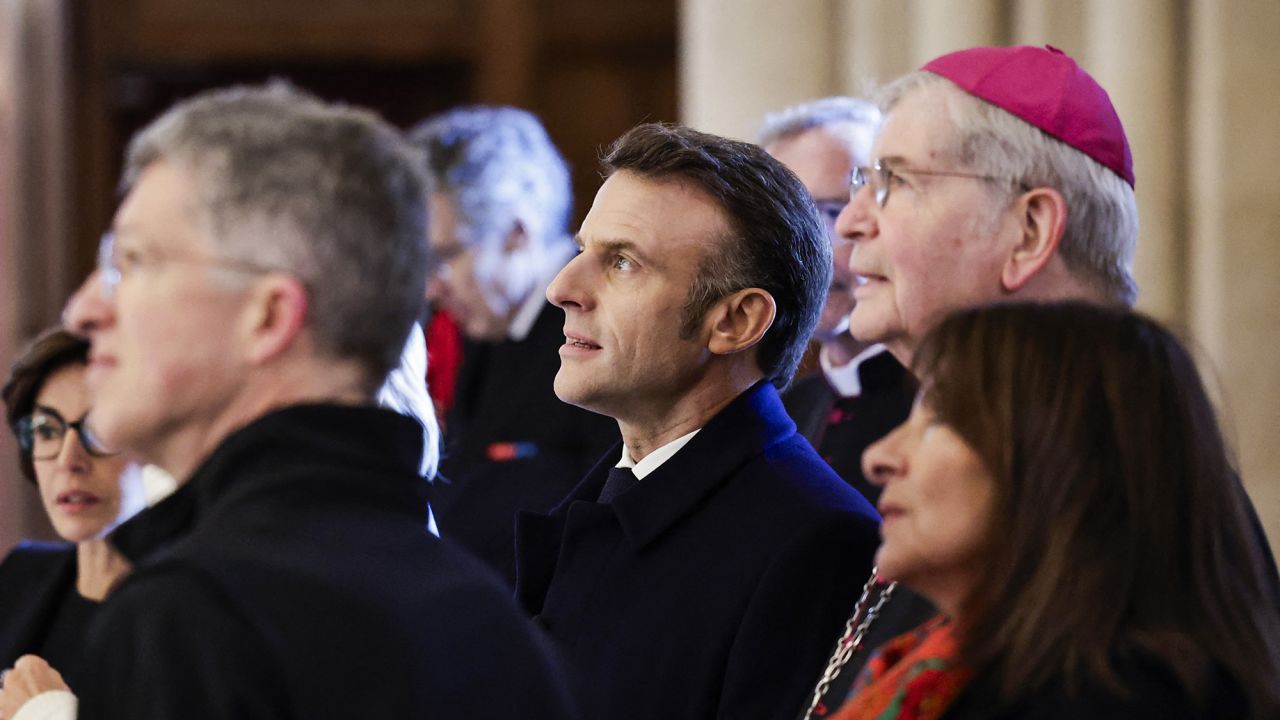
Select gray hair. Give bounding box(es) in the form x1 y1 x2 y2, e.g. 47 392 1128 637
878 73 1139 306
756 95 881 150
123 82 430 387
409 106 571 250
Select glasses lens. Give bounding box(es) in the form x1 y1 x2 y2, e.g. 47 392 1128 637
99 233 121 298
851 166 868 192
22 412 68 460
874 166 892 207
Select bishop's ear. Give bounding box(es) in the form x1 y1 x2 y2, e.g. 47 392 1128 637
706 287 776 356
1002 186 1067 292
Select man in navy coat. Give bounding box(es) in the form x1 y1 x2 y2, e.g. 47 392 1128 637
514 122 882 720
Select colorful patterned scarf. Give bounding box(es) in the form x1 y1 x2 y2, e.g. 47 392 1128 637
827 615 973 720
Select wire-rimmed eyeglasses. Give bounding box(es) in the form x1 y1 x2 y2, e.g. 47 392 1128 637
850 160 1026 208
96 232 282 299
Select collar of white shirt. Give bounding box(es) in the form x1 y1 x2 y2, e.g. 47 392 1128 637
819 343 891 399
616 429 701 480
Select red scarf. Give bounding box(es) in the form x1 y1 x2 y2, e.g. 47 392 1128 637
828 616 973 720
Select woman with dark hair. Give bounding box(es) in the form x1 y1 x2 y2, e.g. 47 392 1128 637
0 328 144 692
831 301 1280 720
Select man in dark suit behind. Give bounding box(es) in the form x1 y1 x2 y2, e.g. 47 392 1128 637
758 98 940 720
410 107 617 586
514 123 882 720
759 96 915 507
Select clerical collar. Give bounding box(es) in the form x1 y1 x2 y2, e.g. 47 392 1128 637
820 343 890 398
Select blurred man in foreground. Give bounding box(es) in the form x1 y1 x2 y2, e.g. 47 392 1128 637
1 84 575 720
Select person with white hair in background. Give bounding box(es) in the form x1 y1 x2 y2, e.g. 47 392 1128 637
759 96 913 507
410 106 616 587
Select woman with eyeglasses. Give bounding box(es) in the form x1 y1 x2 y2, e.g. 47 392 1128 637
828 302 1280 720
0 328 144 693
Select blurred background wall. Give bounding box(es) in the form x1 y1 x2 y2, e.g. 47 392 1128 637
1 0 1277 558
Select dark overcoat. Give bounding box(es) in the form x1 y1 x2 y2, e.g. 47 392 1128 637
0 542 96 689
78 404 577 720
515 382 882 720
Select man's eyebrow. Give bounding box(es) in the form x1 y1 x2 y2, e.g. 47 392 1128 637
876 154 909 168
575 236 659 267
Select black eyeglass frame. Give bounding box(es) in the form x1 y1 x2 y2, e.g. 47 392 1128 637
14 409 118 461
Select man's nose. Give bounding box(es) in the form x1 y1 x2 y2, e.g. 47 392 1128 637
546 253 590 312
834 185 878 252
63 271 115 337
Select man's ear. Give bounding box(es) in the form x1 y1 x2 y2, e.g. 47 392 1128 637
240 274 309 365
1002 186 1067 292
706 288 776 356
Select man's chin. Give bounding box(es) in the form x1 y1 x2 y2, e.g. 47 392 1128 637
552 374 605 414
847 312 890 347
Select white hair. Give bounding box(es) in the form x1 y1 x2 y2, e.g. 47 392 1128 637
410 106 572 252
756 95 881 155
377 323 441 482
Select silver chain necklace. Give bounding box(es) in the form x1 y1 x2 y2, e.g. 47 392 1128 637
800 566 897 720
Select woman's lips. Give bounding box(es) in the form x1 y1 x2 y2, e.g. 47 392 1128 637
57 490 103 513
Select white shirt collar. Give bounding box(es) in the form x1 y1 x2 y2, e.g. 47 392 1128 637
616 429 701 480
819 343 890 398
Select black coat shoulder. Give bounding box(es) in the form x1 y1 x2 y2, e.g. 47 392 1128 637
0 541 78 668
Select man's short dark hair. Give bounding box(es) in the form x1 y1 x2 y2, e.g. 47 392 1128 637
601 123 830 389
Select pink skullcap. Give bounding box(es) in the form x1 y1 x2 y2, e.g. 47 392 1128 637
922 45 1134 188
